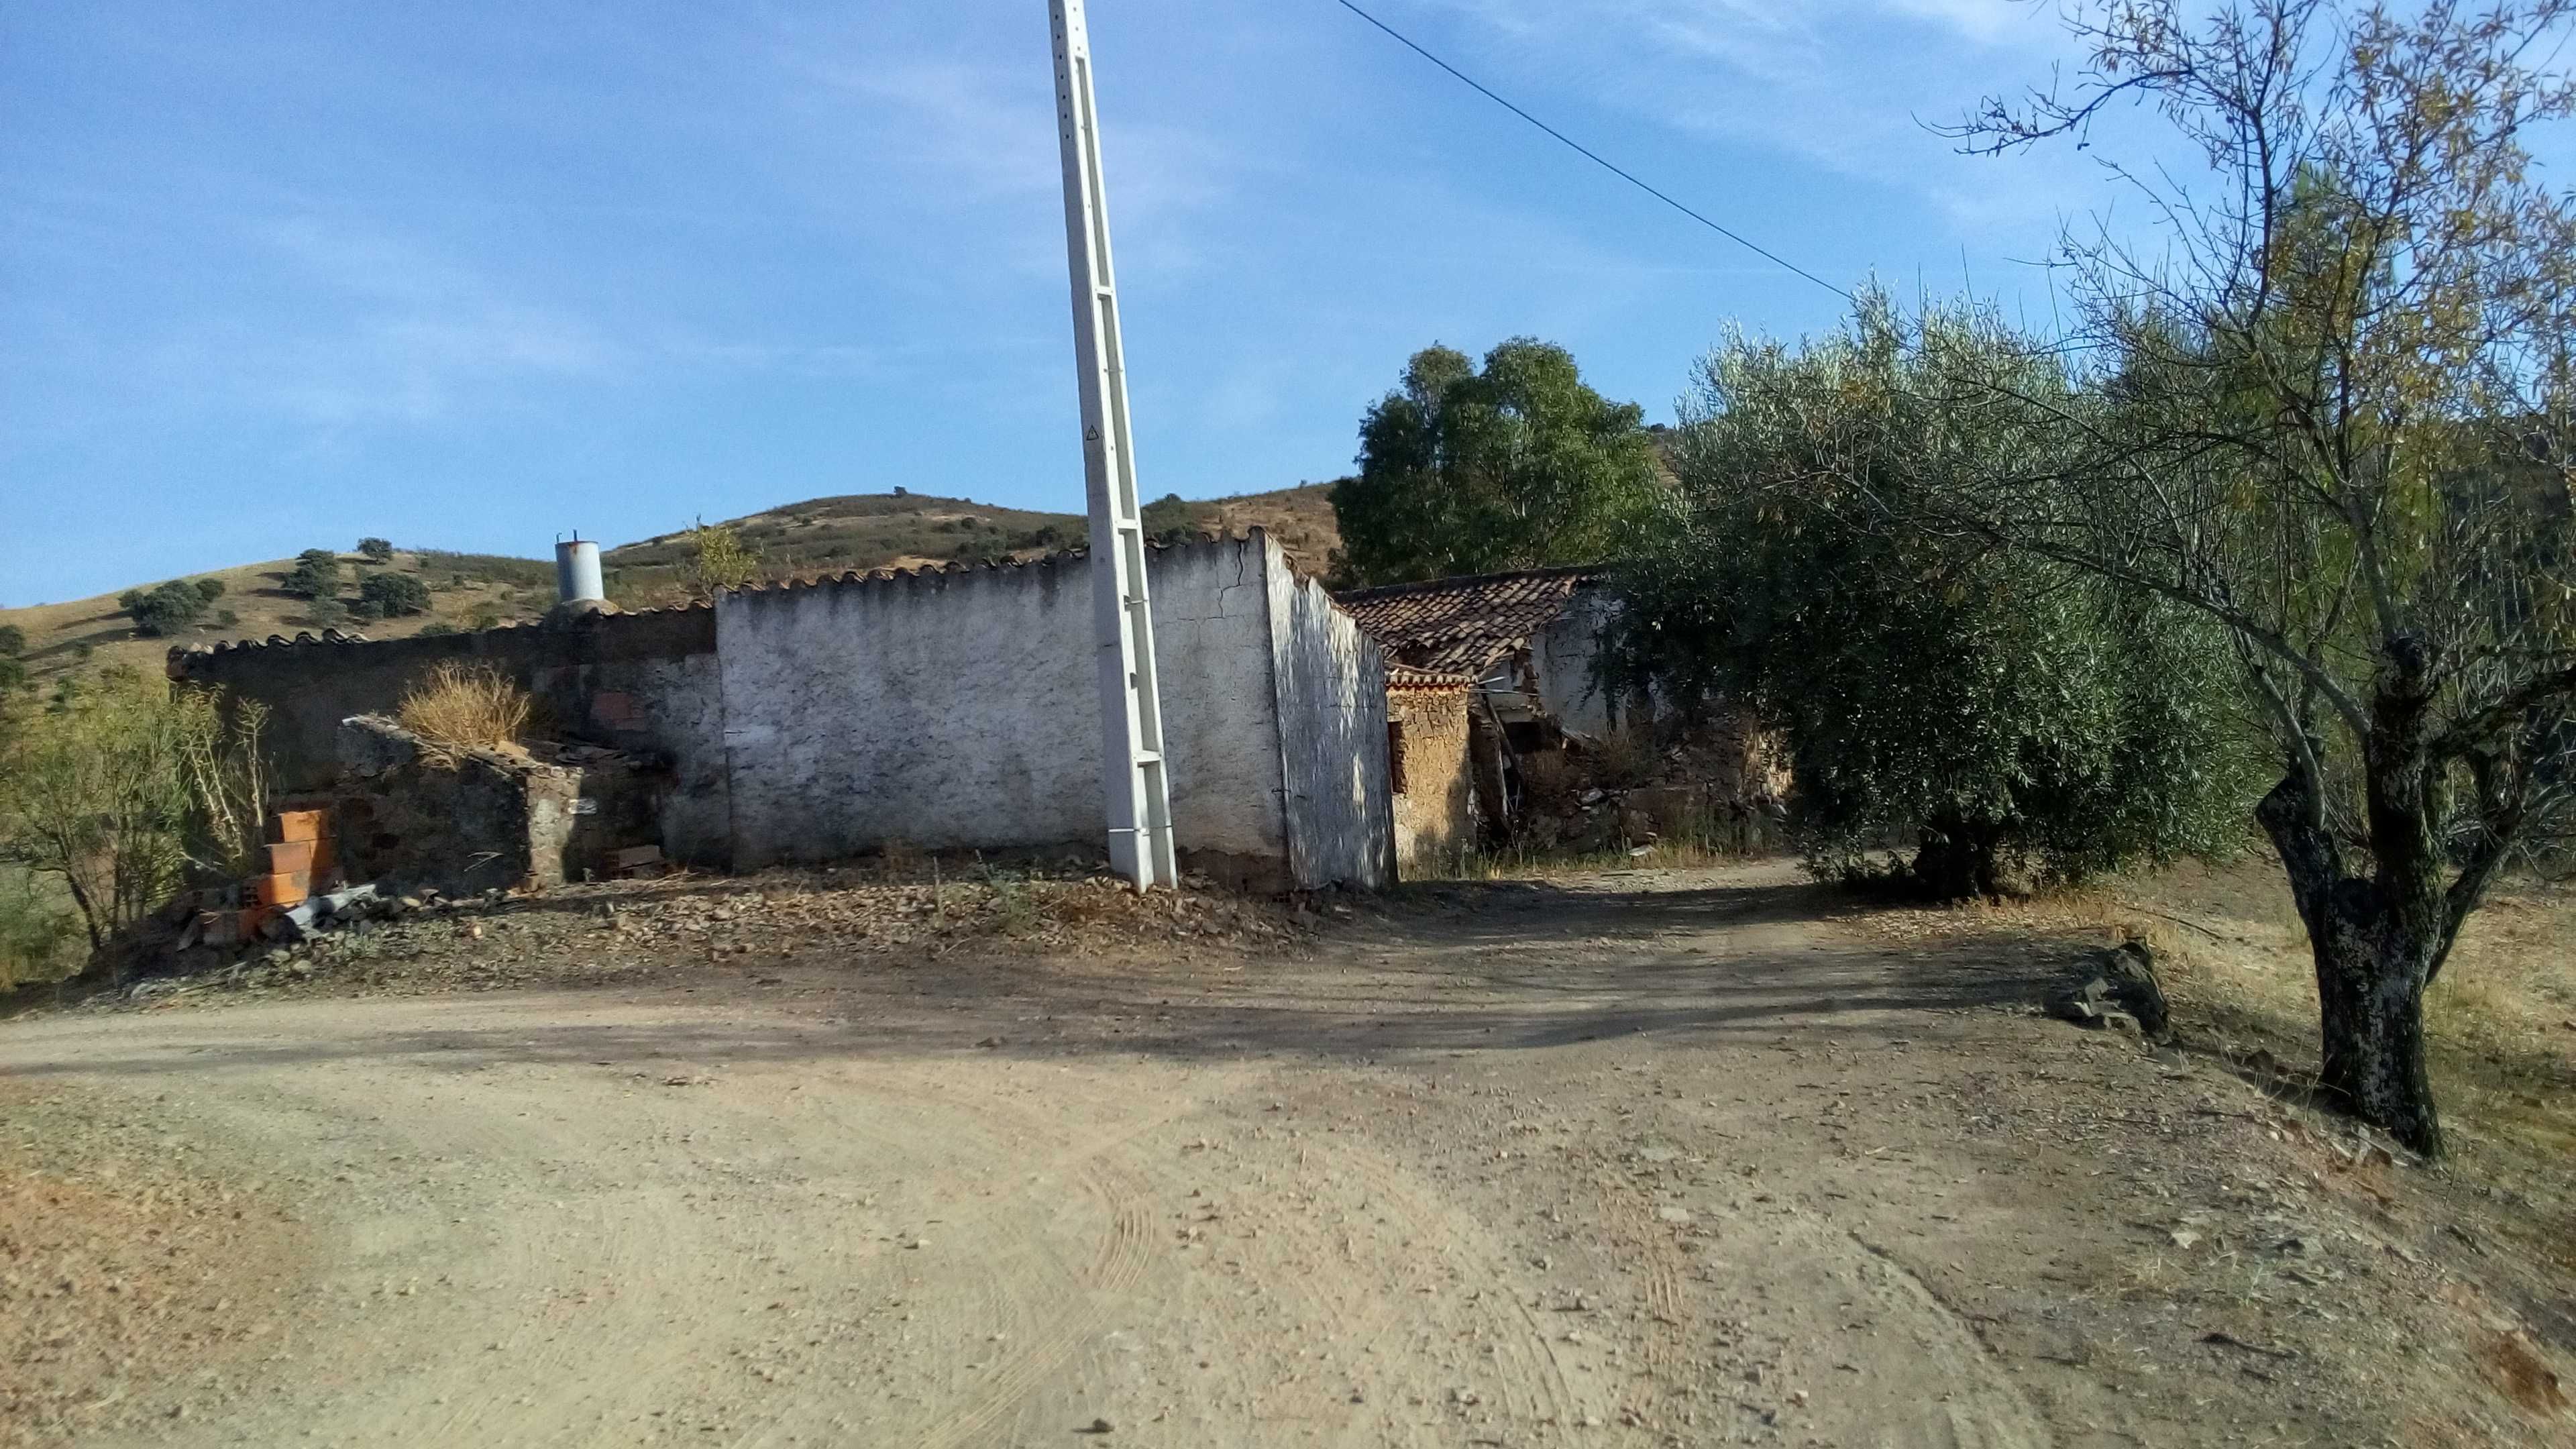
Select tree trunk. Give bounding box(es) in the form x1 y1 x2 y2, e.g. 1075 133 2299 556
2303 881 2443 1156
1911 818 2003 900
2255 756 2448 1158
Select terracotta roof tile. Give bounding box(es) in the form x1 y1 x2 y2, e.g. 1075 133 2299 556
1387 663 1477 691
1335 565 1602 678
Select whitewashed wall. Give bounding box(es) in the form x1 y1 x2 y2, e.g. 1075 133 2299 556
716 533 1385 888
1268 568 1396 889
1531 585 1620 739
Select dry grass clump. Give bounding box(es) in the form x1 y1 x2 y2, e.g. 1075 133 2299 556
396 662 531 763
1874 857 2576 1162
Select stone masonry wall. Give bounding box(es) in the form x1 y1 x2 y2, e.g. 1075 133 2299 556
1389 687 1474 873
170 608 729 866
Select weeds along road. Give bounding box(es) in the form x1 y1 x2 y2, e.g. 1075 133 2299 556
3 864 2541 1447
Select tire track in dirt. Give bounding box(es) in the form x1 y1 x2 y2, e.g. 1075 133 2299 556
1581 1145 1695 1438
1291 1081 1588 1442
914 1158 1156 1449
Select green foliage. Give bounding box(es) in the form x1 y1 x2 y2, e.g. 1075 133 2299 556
356 571 433 619
0 658 24 694
0 867 78 991
0 672 266 955
119 580 211 637
305 594 350 629
0 624 21 658
283 549 342 600
411 550 553 591
417 621 461 638
1605 301 2261 898
681 521 763 599
1330 339 1656 586
193 578 225 602
357 537 395 562
1140 492 1199 542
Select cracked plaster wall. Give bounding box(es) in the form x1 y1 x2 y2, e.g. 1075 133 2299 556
1267 568 1396 890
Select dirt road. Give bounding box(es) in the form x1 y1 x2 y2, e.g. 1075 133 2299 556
3 864 2554 1447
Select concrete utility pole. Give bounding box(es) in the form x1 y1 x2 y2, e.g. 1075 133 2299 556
1049 0 1177 890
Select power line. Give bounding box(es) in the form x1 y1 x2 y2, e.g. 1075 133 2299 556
1330 0 1856 304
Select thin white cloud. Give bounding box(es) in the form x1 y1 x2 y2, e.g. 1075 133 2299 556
780 47 1241 280
1411 0 2090 231
231 219 614 425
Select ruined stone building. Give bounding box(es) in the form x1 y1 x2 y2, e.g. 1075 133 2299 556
1336 566 1620 861
172 531 1395 893
1337 565 1782 859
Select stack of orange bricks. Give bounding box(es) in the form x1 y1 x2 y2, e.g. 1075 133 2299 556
244 806 335 934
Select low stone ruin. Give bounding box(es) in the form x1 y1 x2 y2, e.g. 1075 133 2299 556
334 714 665 899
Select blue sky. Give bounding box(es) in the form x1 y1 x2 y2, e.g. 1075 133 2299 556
5 1 2193 604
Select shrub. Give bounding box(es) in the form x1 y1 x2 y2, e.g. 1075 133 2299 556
0 625 21 657
1139 492 1197 541
396 662 531 762
0 672 267 953
681 521 761 599
0 869 79 991
193 578 225 602
417 621 460 637
304 594 350 629
356 571 432 619
357 537 395 562
121 580 211 637
283 549 341 599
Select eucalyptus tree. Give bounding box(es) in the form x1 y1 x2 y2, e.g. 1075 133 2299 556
1330 339 1658 586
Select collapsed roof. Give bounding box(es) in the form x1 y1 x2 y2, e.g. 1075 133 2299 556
1335 566 1603 684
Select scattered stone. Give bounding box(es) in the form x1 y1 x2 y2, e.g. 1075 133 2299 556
2049 943 2168 1038
1656 1205 1694 1225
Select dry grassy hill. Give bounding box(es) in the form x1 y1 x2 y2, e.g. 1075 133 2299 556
1 485 1344 682
598 484 1342 607
0 549 557 684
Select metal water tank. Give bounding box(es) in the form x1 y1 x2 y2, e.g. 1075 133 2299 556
554 536 604 604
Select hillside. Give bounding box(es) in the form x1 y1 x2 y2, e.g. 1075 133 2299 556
0 549 558 685
0 484 1343 682
596 484 1342 608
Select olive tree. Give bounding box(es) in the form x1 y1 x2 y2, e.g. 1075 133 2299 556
1607 303 2261 898
1914 0 2576 1154
1330 339 1658 586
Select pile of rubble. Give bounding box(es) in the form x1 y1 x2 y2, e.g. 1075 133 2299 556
1513 720 1788 855
113 862 1336 1006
